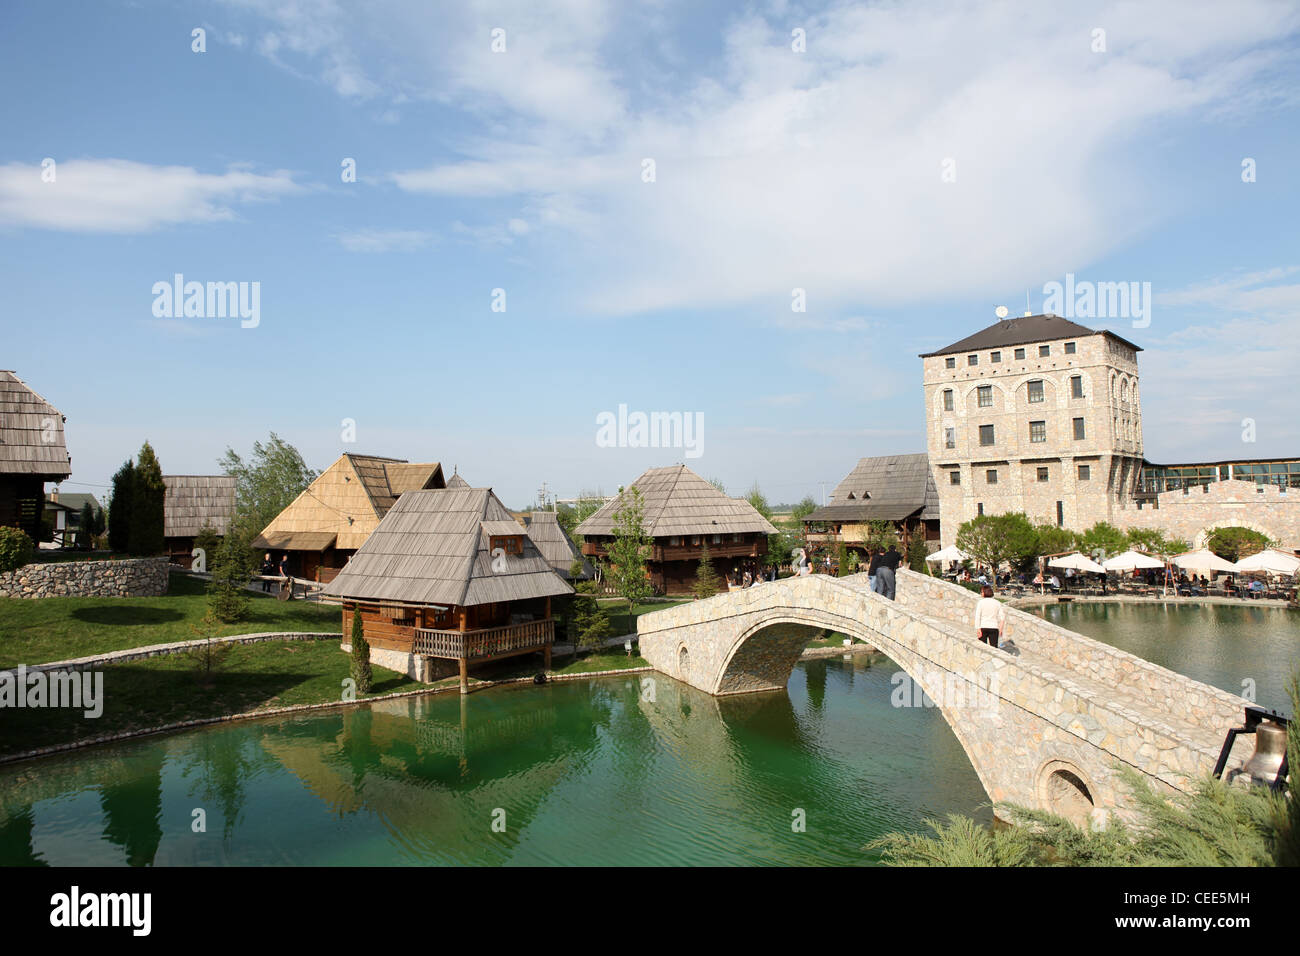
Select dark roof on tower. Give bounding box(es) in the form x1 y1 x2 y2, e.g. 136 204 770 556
919 314 1142 358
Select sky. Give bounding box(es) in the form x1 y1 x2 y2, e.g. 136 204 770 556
2 0 1299 509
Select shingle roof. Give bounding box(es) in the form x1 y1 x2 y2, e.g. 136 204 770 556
445 473 471 489
919 314 1142 357
256 453 444 551
322 487 574 607
524 510 594 579
575 465 777 538
163 475 236 537
46 492 101 514
0 370 71 478
804 453 939 523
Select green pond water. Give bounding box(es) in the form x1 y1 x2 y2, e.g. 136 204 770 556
3 601 1296 866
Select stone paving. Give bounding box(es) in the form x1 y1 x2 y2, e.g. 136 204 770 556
636 570 1257 824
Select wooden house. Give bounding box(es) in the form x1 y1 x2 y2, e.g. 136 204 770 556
801 453 941 561
523 510 594 581
253 453 444 582
43 491 102 547
0 371 71 542
322 486 574 693
163 475 236 568
576 465 776 595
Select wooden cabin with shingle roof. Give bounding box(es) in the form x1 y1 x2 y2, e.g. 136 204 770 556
0 371 72 541
576 464 776 595
253 453 444 582
163 475 236 568
322 486 573 692
802 453 941 560
524 510 594 581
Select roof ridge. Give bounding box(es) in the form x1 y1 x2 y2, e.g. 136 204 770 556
455 488 491 606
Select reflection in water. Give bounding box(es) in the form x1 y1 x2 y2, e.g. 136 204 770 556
0 659 991 866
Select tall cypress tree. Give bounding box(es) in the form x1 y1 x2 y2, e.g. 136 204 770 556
130 442 166 556
350 607 372 694
108 459 135 554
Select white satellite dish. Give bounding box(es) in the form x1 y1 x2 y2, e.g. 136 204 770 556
995 305 1009 318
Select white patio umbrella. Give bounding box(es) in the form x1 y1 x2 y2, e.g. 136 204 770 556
1102 550 1167 572
925 545 972 564
1172 549 1238 574
1048 552 1106 574
1232 549 1300 576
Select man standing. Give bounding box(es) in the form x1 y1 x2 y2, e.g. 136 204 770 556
868 548 883 594
879 544 901 600
973 585 1005 647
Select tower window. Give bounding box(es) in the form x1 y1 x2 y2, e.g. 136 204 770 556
1071 375 1083 398
1027 380 1044 403
991 351 1001 363
949 471 961 485
1073 417 1086 440
943 389 953 411
968 354 978 366
1014 348 1025 360
979 424 995 446
1037 467 1050 482
945 357 956 368
1078 465 1091 480
1039 344 1051 357
1029 420 1046 443
1064 342 1076 354
986 469 998 484
944 427 956 449
977 385 992 407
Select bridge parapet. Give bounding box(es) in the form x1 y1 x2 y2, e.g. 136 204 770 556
893 570 1249 728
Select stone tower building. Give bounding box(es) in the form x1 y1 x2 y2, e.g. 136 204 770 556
920 314 1145 545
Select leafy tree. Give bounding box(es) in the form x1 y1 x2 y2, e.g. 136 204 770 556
860 519 899 553
790 496 818 522
606 486 653 628
694 544 721 599
129 441 166 556
956 512 1039 574
349 607 373 694
0 526 34 573
745 483 773 522
1076 521 1127 560
765 527 796 569
77 501 97 549
1125 527 1169 554
906 535 929 573
708 477 728 495
1206 526 1273 562
108 459 135 553
571 592 613 649
194 525 221 567
1033 524 1078 556
835 542 850 577
557 492 606 551
218 432 318 540
206 526 253 623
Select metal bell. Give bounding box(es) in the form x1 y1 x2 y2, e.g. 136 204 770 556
1241 720 1287 786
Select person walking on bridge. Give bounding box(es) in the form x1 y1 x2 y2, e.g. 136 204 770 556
875 546 899 601
973 585 1005 648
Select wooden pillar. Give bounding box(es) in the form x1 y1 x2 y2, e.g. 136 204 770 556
544 644 552 671
458 657 469 696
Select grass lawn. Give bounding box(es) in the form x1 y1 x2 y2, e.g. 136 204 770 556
0 573 341 668
594 597 691 635
0 638 423 759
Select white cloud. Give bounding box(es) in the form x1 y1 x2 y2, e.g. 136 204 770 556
335 228 434 252
0 159 300 233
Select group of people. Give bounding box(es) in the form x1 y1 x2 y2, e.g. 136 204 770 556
867 545 902 601
727 562 776 589
259 552 290 593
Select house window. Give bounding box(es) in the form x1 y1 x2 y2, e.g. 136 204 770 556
977 385 993 407
1037 467 1049 482
991 351 1001 363
944 427 955 449
1073 417 1086 440
968 354 978 366
711 534 722 545
490 535 523 555
1071 375 1083 398
945 357 956 368
1029 420 1046 443
949 471 961 486
1064 341 1076 354
1027 380 1044 403
943 389 953 411
1014 347 1025 360
1078 464 1091 480
986 469 998 484
979 424 995 446
732 533 743 543
1039 344 1050 357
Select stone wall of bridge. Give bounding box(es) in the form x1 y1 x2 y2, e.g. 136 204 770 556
636 573 1252 823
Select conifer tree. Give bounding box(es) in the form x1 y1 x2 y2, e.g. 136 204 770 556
693 543 721 599
350 607 373 693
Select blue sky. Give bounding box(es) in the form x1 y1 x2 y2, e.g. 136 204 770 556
2 0 1299 508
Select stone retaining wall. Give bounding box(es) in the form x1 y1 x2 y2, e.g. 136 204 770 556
0 556 170 599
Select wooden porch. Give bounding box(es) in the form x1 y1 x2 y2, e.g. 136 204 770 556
414 619 555 694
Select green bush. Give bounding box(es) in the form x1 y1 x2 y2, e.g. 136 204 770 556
349 607 373 693
0 526 35 573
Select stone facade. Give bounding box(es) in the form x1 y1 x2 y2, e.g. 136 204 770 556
637 569 1254 823
923 323 1145 545
1125 478 1300 549
0 557 170 599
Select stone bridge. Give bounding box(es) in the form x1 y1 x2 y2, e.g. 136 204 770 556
636 569 1256 824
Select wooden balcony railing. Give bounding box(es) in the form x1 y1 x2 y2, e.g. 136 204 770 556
413 619 554 660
